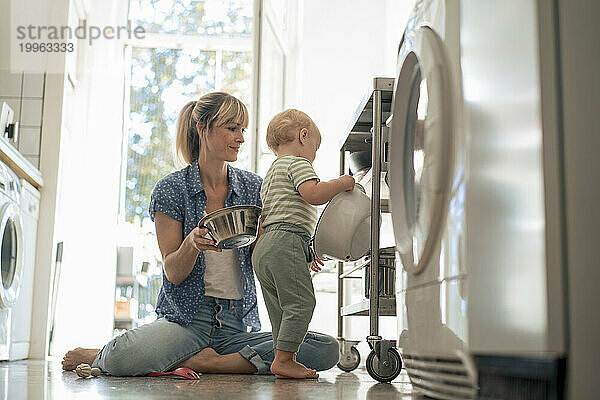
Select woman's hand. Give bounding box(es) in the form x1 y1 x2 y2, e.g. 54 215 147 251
188 227 222 253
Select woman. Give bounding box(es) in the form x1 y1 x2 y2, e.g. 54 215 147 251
62 92 339 376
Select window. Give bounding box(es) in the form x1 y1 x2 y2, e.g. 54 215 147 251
255 15 285 175
122 0 254 231
129 0 252 37
254 0 291 175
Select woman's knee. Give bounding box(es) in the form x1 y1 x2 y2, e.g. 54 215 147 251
100 317 195 376
306 333 340 371
99 332 148 376
319 334 340 370
101 353 131 376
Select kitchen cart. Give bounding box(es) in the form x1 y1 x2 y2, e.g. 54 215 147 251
335 77 402 382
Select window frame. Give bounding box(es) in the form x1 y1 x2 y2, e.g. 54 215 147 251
252 0 294 173
118 5 255 224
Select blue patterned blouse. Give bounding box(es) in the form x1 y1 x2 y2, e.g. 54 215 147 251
149 161 263 331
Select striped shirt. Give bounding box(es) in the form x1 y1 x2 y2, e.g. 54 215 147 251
260 155 320 235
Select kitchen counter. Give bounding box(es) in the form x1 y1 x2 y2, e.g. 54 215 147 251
0 135 43 189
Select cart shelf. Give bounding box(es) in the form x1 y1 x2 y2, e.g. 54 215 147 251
339 77 395 152
341 297 396 317
335 78 401 382
338 258 370 279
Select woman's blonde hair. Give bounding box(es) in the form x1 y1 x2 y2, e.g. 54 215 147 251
266 108 317 151
175 92 249 165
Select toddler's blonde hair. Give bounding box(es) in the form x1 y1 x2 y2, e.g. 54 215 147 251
266 109 317 151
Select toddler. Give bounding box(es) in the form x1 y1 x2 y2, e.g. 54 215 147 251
252 109 355 378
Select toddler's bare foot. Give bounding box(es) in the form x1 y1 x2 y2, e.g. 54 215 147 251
62 348 100 371
271 358 319 379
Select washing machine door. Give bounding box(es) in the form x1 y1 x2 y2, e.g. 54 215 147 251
389 26 455 274
0 202 24 308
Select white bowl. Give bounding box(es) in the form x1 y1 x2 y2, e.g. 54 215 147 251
314 184 373 261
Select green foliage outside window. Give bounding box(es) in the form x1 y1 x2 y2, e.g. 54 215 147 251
124 0 253 230
129 0 252 37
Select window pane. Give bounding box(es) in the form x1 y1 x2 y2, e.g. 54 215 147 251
126 46 216 228
222 50 253 171
221 51 252 105
129 0 253 38
256 22 284 176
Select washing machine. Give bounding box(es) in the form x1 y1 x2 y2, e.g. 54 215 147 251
0 163 24 361
388 0 471 396
389 0 566 399
8 179 39 360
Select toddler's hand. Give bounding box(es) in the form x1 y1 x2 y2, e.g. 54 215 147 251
310 253 324 273
339 174 355 192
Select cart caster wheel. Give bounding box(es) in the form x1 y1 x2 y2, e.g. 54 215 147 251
366 348 402 383
337 347 361 372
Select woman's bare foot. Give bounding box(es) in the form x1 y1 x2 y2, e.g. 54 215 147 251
270 350 318 379
62 348 100 371
192 347 220 365
179 347 256 374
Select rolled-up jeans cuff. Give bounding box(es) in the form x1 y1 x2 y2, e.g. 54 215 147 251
239 345 269 374
90 346 105 370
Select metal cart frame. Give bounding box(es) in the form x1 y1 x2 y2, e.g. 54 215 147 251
335 77 402 382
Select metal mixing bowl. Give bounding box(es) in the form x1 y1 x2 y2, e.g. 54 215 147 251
198 205 262 249
348 150 372 174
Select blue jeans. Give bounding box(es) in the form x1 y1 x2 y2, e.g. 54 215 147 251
92 296 339 376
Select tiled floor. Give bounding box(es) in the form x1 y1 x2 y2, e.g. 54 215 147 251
0 359 423 399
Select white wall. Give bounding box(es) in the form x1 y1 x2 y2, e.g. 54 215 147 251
48 0 127 356
294 0 414 358
297 0 411 180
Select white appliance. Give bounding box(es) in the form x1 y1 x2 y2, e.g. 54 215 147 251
387 0 590 398
0 164 24 361
8 179 39 360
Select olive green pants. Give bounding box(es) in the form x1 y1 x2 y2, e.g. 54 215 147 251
251 222 316 353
